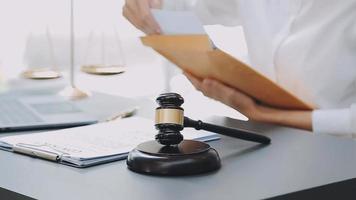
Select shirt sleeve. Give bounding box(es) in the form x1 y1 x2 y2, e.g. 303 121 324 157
163 0 241 26
312 105 356 137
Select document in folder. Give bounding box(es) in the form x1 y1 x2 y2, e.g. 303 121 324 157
144 10 314 110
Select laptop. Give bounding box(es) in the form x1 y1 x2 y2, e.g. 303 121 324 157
0 93 109 132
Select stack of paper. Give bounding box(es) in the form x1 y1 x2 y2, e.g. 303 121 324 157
0 117 219 168
151 9 206 35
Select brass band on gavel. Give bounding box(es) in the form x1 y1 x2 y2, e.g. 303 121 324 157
155 108 184 126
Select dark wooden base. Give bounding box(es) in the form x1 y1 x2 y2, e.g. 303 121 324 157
127 140 221 176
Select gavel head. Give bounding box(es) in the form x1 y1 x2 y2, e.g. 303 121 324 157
155 93 185 146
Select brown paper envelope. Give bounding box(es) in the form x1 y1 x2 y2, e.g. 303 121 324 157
141 35 213 51
142 35 315 110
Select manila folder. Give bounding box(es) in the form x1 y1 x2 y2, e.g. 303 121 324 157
141 34 314 110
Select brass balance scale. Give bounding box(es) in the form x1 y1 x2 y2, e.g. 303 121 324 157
23 0 125 94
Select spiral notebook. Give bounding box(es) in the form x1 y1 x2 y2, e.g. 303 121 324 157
0 117 219 168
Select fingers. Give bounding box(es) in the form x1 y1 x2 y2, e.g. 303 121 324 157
149 0 163 9
123 5 144 31
201 79 233 101
184 72 203 90
200 79 238 107
123 0 162 35
200 79 256 112
137 1 162 34
183 72 256 112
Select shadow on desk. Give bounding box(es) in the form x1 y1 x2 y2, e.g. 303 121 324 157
270 178 356 200
0 187 35 200
221 143 267 161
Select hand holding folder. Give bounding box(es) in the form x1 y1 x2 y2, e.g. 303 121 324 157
145 10 315 110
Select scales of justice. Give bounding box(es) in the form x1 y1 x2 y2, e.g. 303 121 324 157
22 0 126 100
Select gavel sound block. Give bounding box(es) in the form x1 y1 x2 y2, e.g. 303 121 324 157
126 93 271 176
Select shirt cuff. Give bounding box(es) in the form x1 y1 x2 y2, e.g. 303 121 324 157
312 109 352 136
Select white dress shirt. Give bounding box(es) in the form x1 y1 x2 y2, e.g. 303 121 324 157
163 0 356 136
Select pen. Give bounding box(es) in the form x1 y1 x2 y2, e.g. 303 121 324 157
13 145 59 161
103 107 138 122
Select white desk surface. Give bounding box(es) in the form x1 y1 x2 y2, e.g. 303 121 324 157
1 92 356 200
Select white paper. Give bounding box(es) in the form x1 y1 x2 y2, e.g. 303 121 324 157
0 117 219 161
151 9 206 35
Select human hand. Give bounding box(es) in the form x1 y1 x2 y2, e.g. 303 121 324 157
184 72 312 131
123 0 163 35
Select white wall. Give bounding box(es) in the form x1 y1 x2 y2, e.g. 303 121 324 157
0 0 149 77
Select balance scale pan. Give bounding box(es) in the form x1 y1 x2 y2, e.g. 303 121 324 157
22 68 62 80
81 65 126 75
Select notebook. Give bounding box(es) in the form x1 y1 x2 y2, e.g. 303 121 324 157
0 117 219 168
146 10 315 110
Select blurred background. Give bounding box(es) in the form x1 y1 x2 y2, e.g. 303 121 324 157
0 0 249 120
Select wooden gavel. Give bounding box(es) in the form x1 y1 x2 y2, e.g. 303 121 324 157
154 93 271 146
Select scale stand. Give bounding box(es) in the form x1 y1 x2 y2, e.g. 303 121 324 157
58 85 90 100
59 0 90 100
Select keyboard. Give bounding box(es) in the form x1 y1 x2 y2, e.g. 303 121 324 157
0 99 43 126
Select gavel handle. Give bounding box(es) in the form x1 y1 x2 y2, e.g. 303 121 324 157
184 117 271 144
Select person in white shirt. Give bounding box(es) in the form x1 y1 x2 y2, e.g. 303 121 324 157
123 0 356 137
